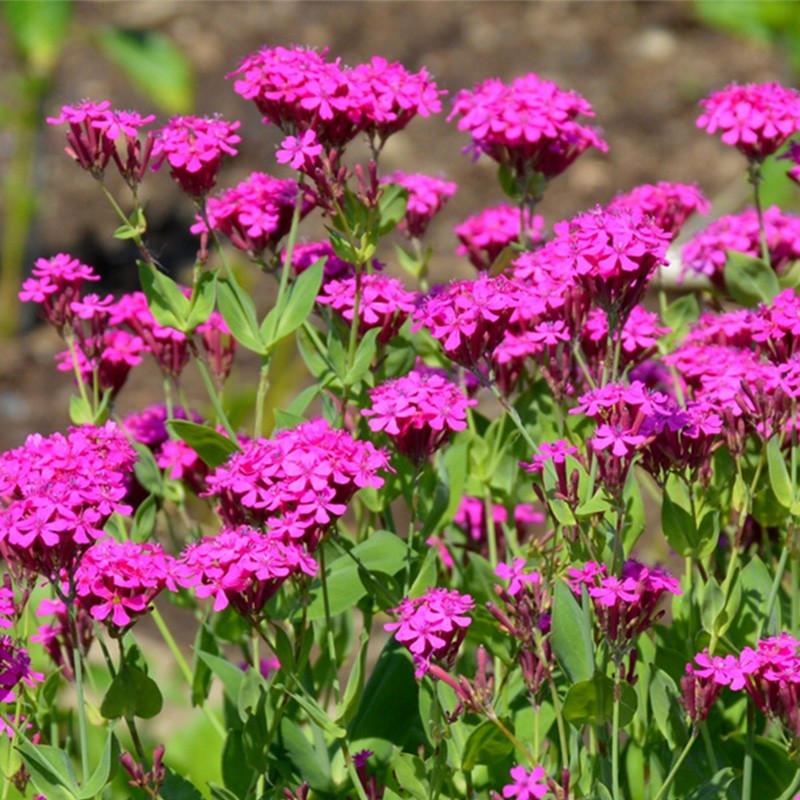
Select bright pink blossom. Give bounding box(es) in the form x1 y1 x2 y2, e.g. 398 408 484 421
501 765 550 800
381 171 456 239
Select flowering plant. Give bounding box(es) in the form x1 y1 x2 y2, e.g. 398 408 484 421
4 47 800 800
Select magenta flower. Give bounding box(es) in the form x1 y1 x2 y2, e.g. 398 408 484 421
75 538 178 635
697 82 800 162
501 765 550 800
381 171 456 239
288 241 360 282
455 204 545 271
449 72 607 182
385 587 474 677
362 369 476 465
152 114 241 197
192 173 312 258
177 525 316 620
276 130 323 171
495 558 541 597
31 597 93 681
317 273 417 345
0 637 43 703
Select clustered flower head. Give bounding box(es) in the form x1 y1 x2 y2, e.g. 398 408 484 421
229 46 443 151
455 204 546 271
362 369 476 465
0 637 43 703
31 598 93 681
176 525 317 621
449 72 607 183
682 633 800 736
697 82 800 162
607 181 711 239
568 560 681 657
151 114 241 198
317 273 417 344
192 172 313 259
681 206 800 288
381 171 456 239
47 100 156 185
289 240 361 282
384 587 474 677
205 418 389 551
0 423 136 579
74 538 178 636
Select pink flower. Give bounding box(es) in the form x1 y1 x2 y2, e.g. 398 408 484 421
697 82 800 161
495 558 541 597
362 369 476 464
152 114 241 197
501 765 550 800
381 171 456 239
607 182 710 239
385 587 474 677
0 637 43 703
276 130 323 171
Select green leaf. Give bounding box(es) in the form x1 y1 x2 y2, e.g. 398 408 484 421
551 581 594 684
185 271 218 332
69 394 92 425
131 494 157 540
166 420 240 468
191 623 219 706
197 652 245 703
682 767 738 800
161 769 207 800
306 531 406 620
15 735 79 796
700 577 725 635
97 28 194 114
76 731 119 799
217 277 266 354
461 718 515 771
661 474 717 558
662 293 699 338
724 249 780 307
344 327 379 386
265 258 325 346
766 434 793 508
389 753 428 800
649 669 688 749
276 718 335 793
132 441 164 497
113 207 147 240
100 663 163 719
563 673 638 727
274 683 345 738
2 0 71 72
590 785 613 800
336 629 369 725
377 183 409 235
138 260 189 331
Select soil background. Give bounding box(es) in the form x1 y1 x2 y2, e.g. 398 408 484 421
0 0 793 450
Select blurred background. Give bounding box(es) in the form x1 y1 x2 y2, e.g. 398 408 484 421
0 0 797 447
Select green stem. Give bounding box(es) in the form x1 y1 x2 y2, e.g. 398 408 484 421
189 340 237 442
254 359 271 438
758 540 791 638
748 161 771 267
149 605 226 739
652 731 699 800
69 607 91 781
742 701 755 800
404 467 422 594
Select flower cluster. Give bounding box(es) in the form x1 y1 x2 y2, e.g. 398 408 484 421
683 633 800 736
455 204 546 271
229 46 442 151
317 273 417 344
607 181 710 239
31 598 93 681
385 587 474 677
449 72 607 182
74 538 178 636
0 637 43 703
0 423 136 579
177 525 317 620
696 82 800 162
192 172 313 259
381 171 456 239
47 100 156 185
362 369 476 465
289 241 360 282
151 114 241 198
205 418 389 551
681 206 800 287
568 560 681 657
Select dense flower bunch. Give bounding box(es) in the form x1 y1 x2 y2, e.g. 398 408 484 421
205 418 389 550
413 274 530 373
696 82 800 161
176 526 317 620
197 310 237 383
289 240 359 282
781 141 800 185
455 204 546 271
229 46 443 150
0 637 43 703
683 634 800 737
568 560 681 657
46 100 156 185
581 306 669 373
385 587 474 677
607 181 710 239
317 273 417 344
192 172 313 259
0 423 136 579
448 72 607 181
31 598 93 681
151 114 241 197
381 171 456 239
681 206 800 286
362 369 476 465
74 539 178 636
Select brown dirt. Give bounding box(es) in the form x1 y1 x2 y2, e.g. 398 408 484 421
0 0 789 449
